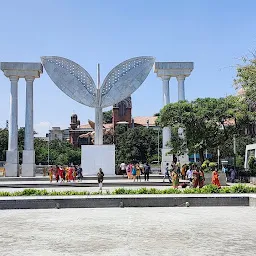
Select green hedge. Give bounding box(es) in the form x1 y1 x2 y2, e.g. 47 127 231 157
0 184 255 197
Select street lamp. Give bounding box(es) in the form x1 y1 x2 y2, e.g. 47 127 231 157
233 134 237 170
157 127 160 164
46 127 51 167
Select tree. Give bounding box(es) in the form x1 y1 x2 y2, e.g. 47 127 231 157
103 110 112 124
0 128 81 165
115 126 161 165
158 96 251 163
0 129 8 161
234 56 256 104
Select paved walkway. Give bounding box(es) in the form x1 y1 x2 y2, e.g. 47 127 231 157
0 207 255 256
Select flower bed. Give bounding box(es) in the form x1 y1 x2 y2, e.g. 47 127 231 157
0 184 255 196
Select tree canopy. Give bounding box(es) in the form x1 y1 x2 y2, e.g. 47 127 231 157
103 110 112 124
115 126 161 165
157 96 252 162
234 56 256 104
0 128 81 165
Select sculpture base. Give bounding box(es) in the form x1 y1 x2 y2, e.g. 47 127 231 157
5 150 19 177
178 153 189 167
22 150 35 177
161 148 173 174
81 145 115 176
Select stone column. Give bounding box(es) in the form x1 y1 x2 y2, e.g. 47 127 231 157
177 75 186 101
162 76 170 106
5 76 19 177
161 76 171 149
177 75 189 165
22 76 35 176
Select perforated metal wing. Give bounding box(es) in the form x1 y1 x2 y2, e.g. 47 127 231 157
100 56 155 108
41 56 97 107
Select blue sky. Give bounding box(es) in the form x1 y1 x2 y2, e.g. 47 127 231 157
0 0 255 136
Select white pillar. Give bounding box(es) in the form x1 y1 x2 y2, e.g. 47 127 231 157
162 76 170 106
161 76 171 148
24 77 34 150
9 76 19 151
177 75 185 101
5 76 19 177
22 76 35 176
94 107 103 145
161 76 173 173
177 75 189 166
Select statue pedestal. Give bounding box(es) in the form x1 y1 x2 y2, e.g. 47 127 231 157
81 145 115 176
161 148 173 174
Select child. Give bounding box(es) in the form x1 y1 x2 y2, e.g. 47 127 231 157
97 168 104 190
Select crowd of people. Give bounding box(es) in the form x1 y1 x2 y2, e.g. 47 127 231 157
48 165 83 183
120 162 151 181
48 161 226 190
163 162 223 189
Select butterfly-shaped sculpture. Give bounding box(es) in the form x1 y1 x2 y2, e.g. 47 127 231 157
41 56 155 144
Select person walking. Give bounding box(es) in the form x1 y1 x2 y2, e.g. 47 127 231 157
136 163 141 182
55 166 60 182
186 166 193 187
144 163 150 181
132 164 136 181
163 163 171 183
212 168 221 188
77 165 83 182
97 168 104 191
126 163 132 179
230 167 236 183
181 164 186 180
192 166 200 188
59 166 64 182
120 162 126 176
198 167 205 188
48 166 53 183
171 168 179 188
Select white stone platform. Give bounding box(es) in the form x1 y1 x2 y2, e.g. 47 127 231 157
81 145 115 175
0 207 255 256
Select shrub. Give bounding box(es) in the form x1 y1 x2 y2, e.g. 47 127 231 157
203 160 210 166
209 162 217 168
200 184 220 194
230 184 251 193
201 163 207 170
0 186 255 197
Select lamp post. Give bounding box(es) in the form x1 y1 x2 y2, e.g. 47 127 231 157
217 146 220 170
233 134 236 170
157 127 160 164
46 127 51 167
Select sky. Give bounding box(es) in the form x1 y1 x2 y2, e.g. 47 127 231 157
0 0 256 136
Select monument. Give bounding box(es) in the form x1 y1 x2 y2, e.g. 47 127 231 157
154 62 194 173
0 62 43 177
42 56 155 175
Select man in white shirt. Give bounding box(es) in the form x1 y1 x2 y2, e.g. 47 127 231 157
120 163 126 176
186 167 193 183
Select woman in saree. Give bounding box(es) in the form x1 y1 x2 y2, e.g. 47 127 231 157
192 167 200 188
212 168 221 188
171 168 179 189
198 167 205 188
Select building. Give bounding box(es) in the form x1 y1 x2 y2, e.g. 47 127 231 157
48 97 158 147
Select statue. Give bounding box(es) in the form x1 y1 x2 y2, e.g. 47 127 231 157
41 56 155 145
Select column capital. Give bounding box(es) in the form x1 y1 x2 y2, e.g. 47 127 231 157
161 75 171 81
9 76 19 82
25 76 35 82
176 75 186 81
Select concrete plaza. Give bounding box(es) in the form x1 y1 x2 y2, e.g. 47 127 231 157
0 207 255 256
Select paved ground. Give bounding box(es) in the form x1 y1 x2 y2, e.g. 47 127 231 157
0 207 255 256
